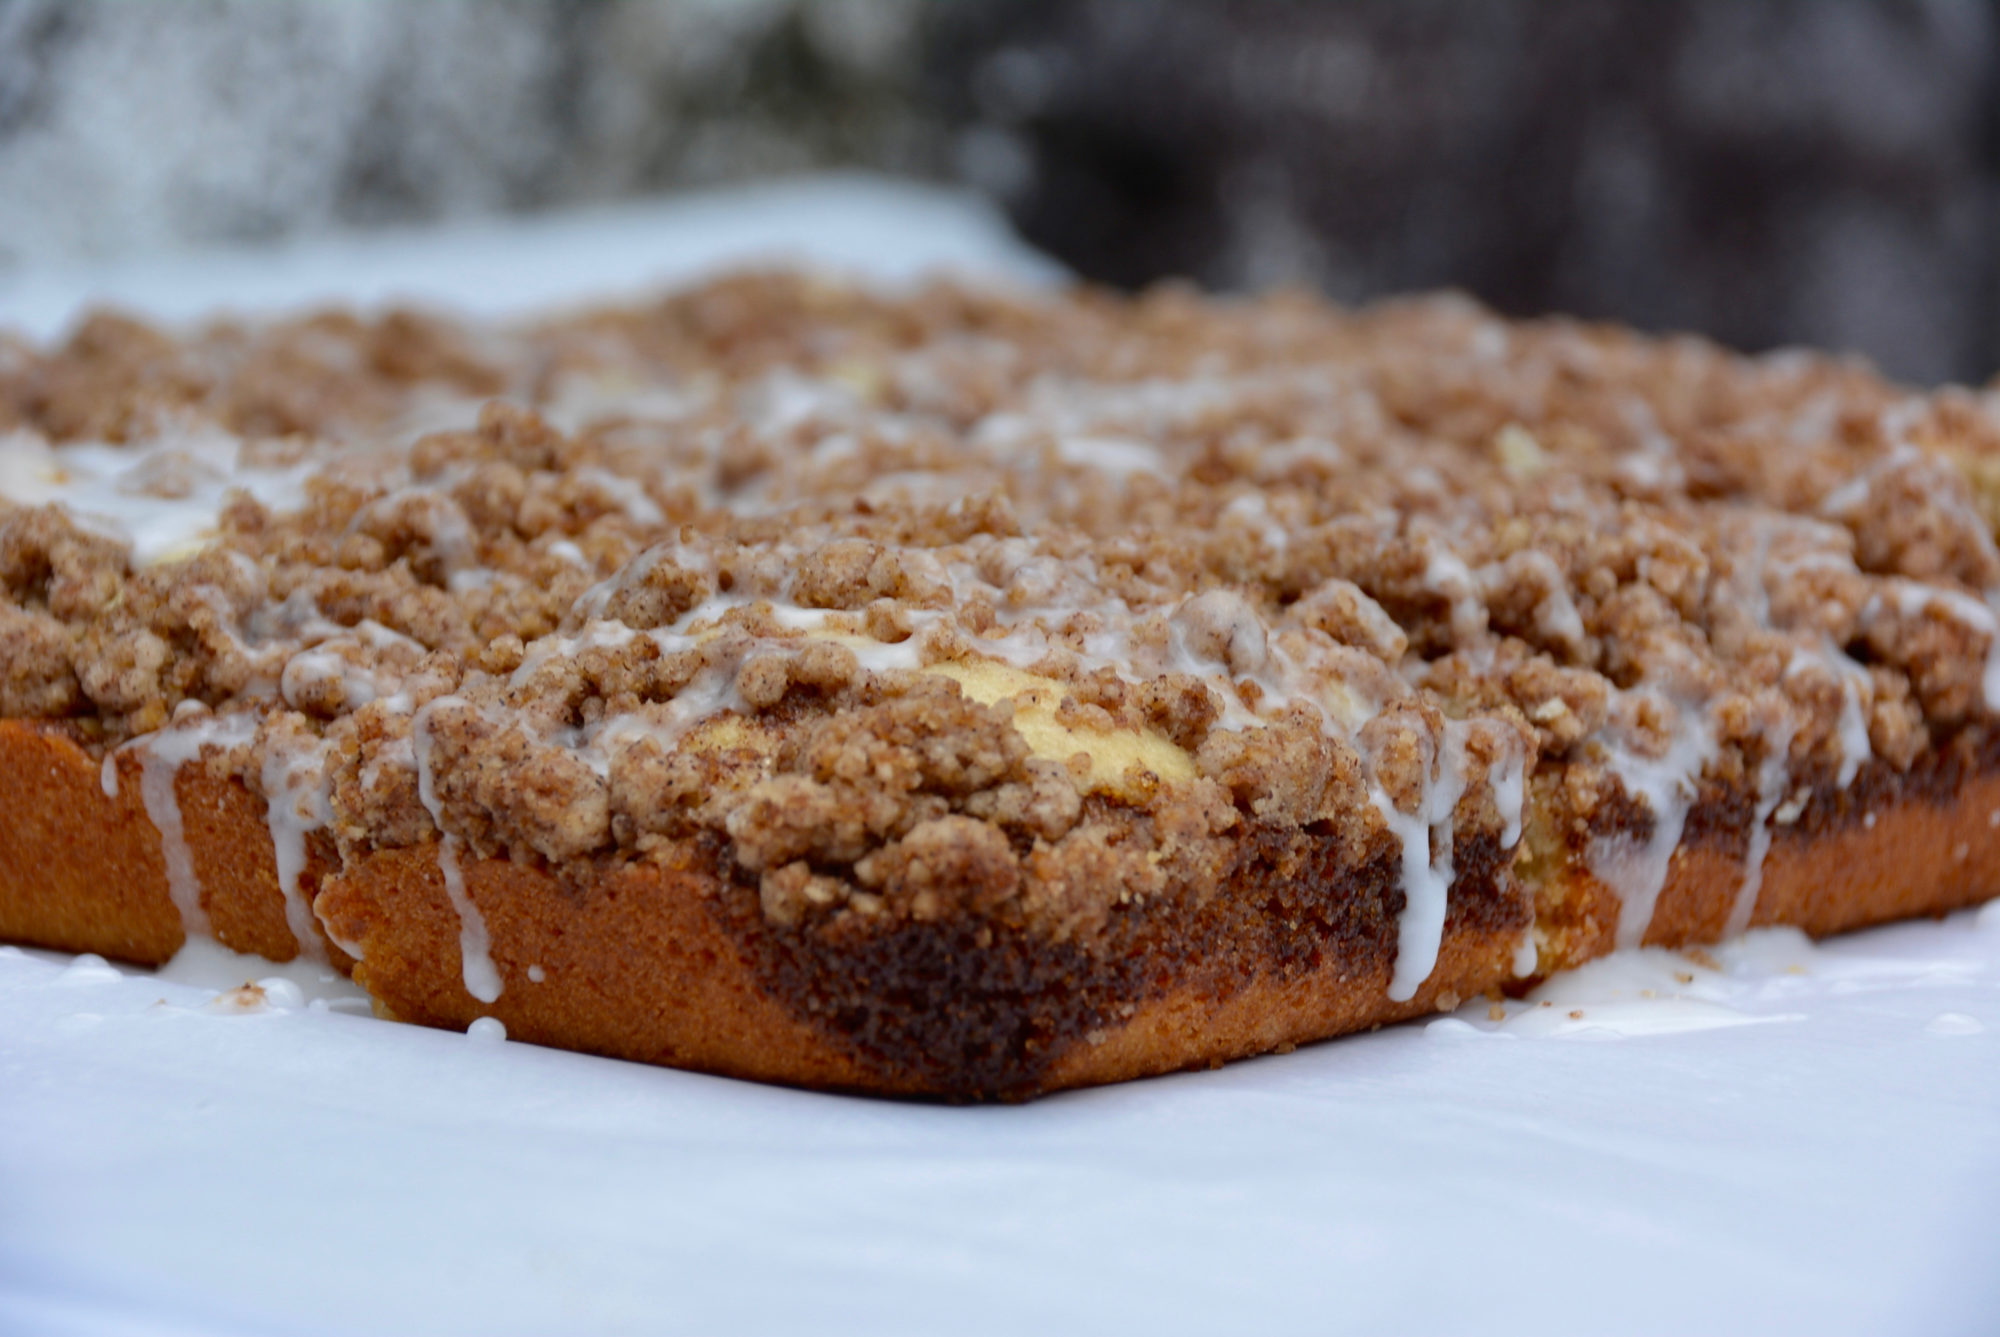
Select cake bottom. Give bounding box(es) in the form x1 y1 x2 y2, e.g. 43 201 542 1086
2 719 1996 1099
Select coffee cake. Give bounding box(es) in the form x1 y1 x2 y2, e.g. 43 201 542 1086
3 276 1998 1098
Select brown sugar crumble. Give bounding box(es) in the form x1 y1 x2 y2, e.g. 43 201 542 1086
6 270 2000 1097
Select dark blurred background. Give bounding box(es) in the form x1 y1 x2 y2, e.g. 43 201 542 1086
1 0 1995 384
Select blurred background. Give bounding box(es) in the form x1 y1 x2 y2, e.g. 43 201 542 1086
0 0 1994 384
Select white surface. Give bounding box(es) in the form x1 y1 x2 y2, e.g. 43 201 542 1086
2 174 1998 1336
3 913 1998 1337
0 170 1066 339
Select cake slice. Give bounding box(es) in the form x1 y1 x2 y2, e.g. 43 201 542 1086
3 277 1997 1098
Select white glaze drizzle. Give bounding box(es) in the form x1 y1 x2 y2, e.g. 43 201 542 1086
109 709 261 941
1486 741 1537 977
412 698 503 1004
1724 714 1799 939
1832 657 1873 788
259 738 333 963
1490 742 1526 850
1591 689 1720 950
1782 643 1872 789
0 425 317 565
139 745 209 939
1420 542 1488 646
1377 722 1472 1002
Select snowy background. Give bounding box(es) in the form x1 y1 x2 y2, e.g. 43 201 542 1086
2 0 1997 383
